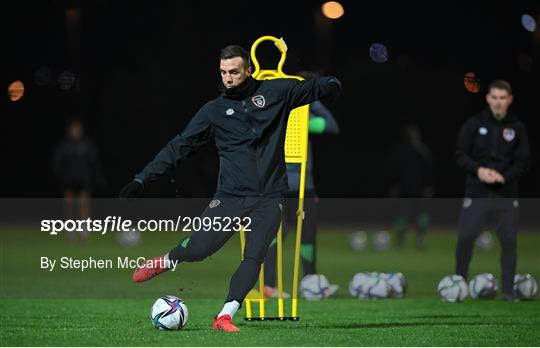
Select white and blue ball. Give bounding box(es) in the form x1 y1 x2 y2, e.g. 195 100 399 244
380 272 407 298
117 229 141 247
372 231 391 251
349 272 390 299
150 295 188 330
437 275 468 302
300 274 332 300
475 231 494 251
349 231 368 251
468 273 498 299
514 274 538 300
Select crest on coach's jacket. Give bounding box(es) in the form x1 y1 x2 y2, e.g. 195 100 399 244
503 128 515 142
252 95 265 108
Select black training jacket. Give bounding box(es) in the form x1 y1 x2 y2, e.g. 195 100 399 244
134 76 342 196
455 108 530 197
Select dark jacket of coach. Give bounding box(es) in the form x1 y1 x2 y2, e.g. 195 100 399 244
456 82 531 198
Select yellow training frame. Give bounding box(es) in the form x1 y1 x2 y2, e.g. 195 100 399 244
239 35 309 321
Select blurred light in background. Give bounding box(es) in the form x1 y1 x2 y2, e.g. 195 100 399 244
65 8 81 66
521 14 537 32
57 69 77 90
464 72 481 93
369 43 389 63
321 1 344 20
35 66 53 86
8 81 25 102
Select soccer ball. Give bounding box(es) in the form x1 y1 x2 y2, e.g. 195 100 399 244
150 296 189 330
437 275 468 302
299 274 338 300
349 231 368 251
380 272 407 298
349 272 390 299
513 274 538 300
117 229 141 247
475 231 494 251
373 231 391 251
469 273 498 299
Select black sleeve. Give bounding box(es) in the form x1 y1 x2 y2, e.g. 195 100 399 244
502 123 531 182
455 118 480 176
134 106 213 185
286 76 342 110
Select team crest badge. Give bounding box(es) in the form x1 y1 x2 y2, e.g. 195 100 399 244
252 95 265 108
478 127 488 135
502 128 515 142
226 108 235 116
209 199 220 208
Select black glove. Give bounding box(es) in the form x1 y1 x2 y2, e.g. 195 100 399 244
119 180 144 199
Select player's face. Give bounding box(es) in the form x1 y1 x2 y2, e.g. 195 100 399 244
486 88 513 119
220 57 251 89
68 122 83 141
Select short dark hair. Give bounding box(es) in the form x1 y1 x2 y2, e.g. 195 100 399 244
488 80 512 95
219 45 250 68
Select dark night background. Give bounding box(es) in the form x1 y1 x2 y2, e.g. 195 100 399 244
2 0 539 198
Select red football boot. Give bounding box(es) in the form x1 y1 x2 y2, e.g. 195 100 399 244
212 315 240 332
131 255 169 282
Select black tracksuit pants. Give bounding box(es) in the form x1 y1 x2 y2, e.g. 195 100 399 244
168 195 283 303
455 197 519 294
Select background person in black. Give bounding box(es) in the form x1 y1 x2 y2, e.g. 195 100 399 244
386 125 433 249
263 71 341 299
52 119 105 242
119 45 341 331
454 80 531 301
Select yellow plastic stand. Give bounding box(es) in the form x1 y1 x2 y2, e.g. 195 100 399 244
239 35 309 321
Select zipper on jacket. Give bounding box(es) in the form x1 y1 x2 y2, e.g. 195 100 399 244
489 124 497 199
243 100 264 195
491 124 498 158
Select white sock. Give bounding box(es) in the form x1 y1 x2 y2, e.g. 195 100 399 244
163 253 171 269
218 300 240 318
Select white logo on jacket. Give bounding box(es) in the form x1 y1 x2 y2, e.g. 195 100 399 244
479 127 488 135
252 95 265 108
226 108 235 116
209 199 220 208
503 128 515 142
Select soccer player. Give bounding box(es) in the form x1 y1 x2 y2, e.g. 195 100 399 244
455 80 530 301
386 125 433 249
119 45 342 331
52 119 105 243
263 71 340 299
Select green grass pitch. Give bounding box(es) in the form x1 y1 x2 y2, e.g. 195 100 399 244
1 227 539 346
